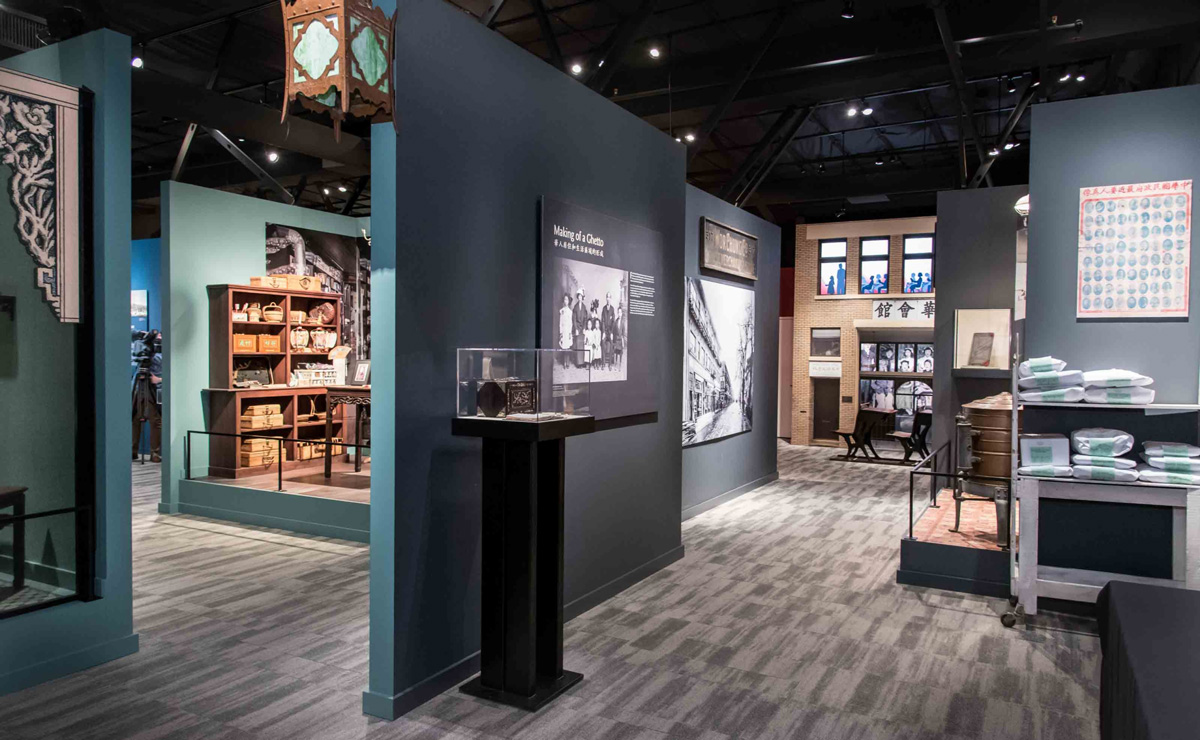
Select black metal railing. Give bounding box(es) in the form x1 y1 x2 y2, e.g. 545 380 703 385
185 430 370 492
0 504 93 620
905 442 1011 542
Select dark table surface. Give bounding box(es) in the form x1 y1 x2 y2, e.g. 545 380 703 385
1099 580 1200 740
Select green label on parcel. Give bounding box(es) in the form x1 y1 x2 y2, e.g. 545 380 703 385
1162 444 1190 457
1030 359 1054 372
1091 440 1115 456
1090 468 1116 481
1034 373 1062 389
1166 460 1195 473
1106 390 1132 403
1029 447 1053 464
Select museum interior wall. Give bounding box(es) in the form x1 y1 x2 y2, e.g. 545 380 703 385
930 185 1026 452
0 29 139 694
682 185 780 518
160 182 370 541
790 217 937 446
364 0 685 718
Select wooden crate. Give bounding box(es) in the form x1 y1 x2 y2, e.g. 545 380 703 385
295 442 314 460
249 275 288 289
239 450 279 466
257 334 282 353
233 334 257 352
244 404 282 416
286 274 323 292
313 437 345 456
240 438 278 453
240 413 284 429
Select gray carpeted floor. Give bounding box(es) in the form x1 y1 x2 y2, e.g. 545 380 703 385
0 444 1099 739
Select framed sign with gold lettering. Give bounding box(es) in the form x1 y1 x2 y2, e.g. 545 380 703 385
701 217 758 281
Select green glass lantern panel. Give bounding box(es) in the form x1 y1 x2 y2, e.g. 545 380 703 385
293 18 340 80
351 26 387 87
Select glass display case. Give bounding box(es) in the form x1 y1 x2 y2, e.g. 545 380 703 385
954 309 1012 370
457 348 591 421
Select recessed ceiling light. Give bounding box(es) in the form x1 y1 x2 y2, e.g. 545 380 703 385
649 47 661 59
684 132 696 142
847 105 858 117
131 56 144 69
266 151 279 163
570 63 583 76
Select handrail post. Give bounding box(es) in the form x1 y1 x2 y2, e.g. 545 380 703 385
278 436 284 492
905 469 916 541
185 431 191 480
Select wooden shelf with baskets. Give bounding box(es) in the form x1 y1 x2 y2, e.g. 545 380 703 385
205 283 349 479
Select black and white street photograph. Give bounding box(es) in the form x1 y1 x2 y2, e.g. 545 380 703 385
552 256 629 384
683 277 754 446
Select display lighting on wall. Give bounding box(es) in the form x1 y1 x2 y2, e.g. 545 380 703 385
570 62 584 75
648 46 661 59
840 0 855 20
281 0 397 141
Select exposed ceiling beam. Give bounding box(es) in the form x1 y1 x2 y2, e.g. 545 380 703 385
736 107 814 207
341 175 369 215
480 0 508 28
134 0 273 46
133 151 324 200
930 0 992 187
531 0 565 70
716 106 797 202
203 127 295 204
967 79 1037 188
133 70 370 169
748 165 961 206
587 0 658 93
171 18 240 182
687 0 799 166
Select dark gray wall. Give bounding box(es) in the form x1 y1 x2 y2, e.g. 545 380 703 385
386 0 685 708
932 185 1026 449
1028 86 1200 403
682 186 780 517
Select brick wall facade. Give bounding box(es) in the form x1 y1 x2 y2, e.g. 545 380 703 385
790 222 934 445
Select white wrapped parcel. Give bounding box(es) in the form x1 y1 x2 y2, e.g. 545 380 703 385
1082 369 1154 388
1072 454 1137 470
1084 387 1155 405
1144 441 1200 458
1071 428 1135 457
1141 456 1200 473
1072 465 1139 482
1018 387 1086 403
1017 465 1073 478
1017 370 1085 390
1018 356 1067 378
1137 466 1200 486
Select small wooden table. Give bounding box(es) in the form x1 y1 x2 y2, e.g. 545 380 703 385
323 385 370 478
0 486 26 590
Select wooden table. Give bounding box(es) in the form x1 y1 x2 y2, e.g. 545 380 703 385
0 486 26 590
323 385 370 478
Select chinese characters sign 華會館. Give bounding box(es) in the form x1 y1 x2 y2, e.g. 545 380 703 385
872 298 935 322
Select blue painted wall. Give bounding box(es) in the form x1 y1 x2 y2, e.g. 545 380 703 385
160 182 366 536
130 238 161 333
0 29 139 694
364 0 685 719
681 186 781 518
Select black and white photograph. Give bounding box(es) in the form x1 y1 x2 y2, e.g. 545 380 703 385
266 224 371 360
877 343 897 372
683 278 754 447
897 343 916 373
860 379 894 411
540 197 665 420
551 257 629 383
916 343 934 373
859 342 877 372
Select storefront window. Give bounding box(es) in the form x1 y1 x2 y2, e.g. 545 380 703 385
902 234 935 293
859 237 890 294
810 328 841 357
818 239 847 295
859 340 933 375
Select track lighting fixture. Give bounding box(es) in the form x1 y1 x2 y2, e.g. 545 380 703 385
570 63 583 76
338 185 348 192
266 151 280 163
648 46 661 59
1004 75 1017 94
874 157 884 166
684 132 696 142
1004 142 1015 151
1075 73 1086 82
988 147 1000 157
323 188 330 195
847 105 858 117
817 163 826 174
131 55 144 69
1059 69 1072 82
860 104 873 116
840 0 854 20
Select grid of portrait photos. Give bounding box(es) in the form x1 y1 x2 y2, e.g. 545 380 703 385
1077 180 1191 319
859 342 933 374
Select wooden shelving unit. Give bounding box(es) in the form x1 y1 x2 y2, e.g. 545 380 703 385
205 284 347 479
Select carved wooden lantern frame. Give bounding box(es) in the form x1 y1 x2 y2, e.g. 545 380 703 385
280 0 397 139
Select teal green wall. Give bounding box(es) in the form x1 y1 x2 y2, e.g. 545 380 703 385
0 29 139 694
160 183 365 515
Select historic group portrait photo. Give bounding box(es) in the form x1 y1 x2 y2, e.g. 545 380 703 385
552 257 630 384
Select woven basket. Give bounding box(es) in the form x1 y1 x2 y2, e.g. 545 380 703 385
263 302 285 322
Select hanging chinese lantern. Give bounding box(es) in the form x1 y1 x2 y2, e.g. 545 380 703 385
280 0 397 140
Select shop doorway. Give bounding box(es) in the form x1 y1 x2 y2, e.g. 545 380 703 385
812 378 840 442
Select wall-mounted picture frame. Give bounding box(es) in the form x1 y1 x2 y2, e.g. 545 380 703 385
351 359 372 385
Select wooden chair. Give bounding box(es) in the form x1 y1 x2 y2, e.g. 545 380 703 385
836 410 880 459
0 486 26 591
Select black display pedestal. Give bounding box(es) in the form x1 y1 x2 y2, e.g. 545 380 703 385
451 414 596 711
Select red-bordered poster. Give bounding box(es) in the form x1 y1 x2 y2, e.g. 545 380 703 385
1077 180 1191 319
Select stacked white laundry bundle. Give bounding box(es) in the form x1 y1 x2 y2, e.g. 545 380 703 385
1017 356 1085 402
1071 428 1139 482
1138 440 1200 485
1017 433 1072 478
1082 368 1156 405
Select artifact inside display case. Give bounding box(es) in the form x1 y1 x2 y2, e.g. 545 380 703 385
954 309 1011 370
457 348 591 421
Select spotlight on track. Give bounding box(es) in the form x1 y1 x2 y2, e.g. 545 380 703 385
684 132 696 142
648 46 661 59
1075 73 1086 82
1059 69 1072 82
860 103 873 116
570 62 583 76
266 151 280 163
1004 75 1017 94
338 185 348 192
847 105 858 117
131 55 144 69
840 0 854 20
988 146 1000 157
874 157 884 166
